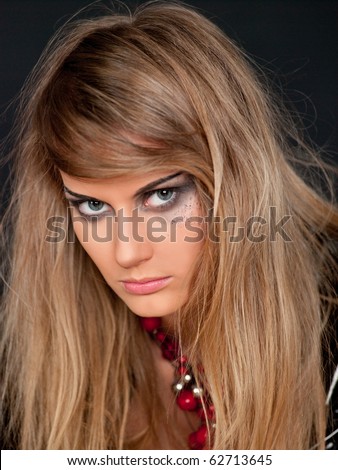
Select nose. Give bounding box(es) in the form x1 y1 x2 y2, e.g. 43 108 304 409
114 211 153 268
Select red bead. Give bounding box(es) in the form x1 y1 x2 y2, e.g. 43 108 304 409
176 365 189 376
139 317 161 332
176 389 198 411
188 424 208 449
195 424 208 445
162 349 176 362
196 407 206 420
196 404 215 421
188 431 204 450
161 338 179 361
162 346 177 361
206 404 215 420
155 330 166 343
178 355 188 364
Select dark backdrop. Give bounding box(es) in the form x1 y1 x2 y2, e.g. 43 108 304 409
1 0 338 198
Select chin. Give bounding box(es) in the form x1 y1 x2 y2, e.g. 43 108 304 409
128 306 174 319
123 298 179 319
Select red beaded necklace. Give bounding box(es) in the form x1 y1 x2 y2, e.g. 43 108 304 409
140 316 215 450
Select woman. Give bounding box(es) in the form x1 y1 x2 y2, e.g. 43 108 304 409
0 1 337 450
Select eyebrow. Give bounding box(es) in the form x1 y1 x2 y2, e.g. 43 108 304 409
134 172 182 197
63 172 183 200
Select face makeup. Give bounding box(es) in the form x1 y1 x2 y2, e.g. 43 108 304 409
60 170 204 321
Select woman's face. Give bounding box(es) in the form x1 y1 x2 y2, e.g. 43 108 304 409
60 170 204 321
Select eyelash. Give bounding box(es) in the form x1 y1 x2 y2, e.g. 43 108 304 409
68 200 111 221
142 187 179 212
67 183 193 221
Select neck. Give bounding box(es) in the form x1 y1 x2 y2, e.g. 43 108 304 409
158 312 177 336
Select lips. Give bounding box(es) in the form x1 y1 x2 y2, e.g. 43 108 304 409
121 276 172 295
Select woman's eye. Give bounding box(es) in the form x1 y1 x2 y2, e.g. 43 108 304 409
71 200 111 217
144 189 176 208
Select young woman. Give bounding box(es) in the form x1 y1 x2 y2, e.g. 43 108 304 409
0 1 337 450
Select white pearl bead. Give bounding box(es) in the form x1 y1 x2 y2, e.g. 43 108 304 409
192 386 203 397
173 382 184 392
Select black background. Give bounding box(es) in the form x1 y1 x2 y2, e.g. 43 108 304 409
1 0 338 194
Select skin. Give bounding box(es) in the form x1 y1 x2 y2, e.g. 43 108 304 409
59 168 205 446
60 170 205 329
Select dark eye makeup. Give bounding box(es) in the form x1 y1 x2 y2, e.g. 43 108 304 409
63 174 195 221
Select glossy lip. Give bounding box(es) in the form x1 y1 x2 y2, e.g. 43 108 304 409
121 276 172 295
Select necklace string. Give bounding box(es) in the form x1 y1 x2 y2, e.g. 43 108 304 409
140 317 215 449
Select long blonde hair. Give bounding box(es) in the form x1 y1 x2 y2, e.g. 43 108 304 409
1 1 337 449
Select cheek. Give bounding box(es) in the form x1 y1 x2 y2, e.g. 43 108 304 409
160 194 205 268
179 238 204 276
170 194 205 248
156 222 204 277
164 192 201 221
72 221 113 274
